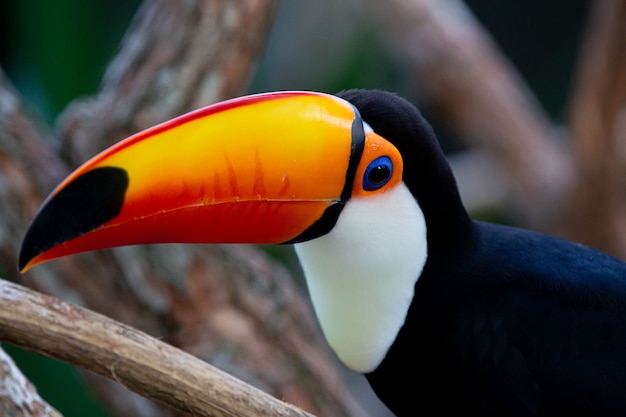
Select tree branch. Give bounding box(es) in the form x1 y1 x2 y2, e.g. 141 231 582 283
0 278 313 417
0 346 61 417
566 0 626 257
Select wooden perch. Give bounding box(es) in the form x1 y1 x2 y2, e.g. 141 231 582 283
0 278 312 417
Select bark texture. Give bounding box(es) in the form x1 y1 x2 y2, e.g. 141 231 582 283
0 346 61 417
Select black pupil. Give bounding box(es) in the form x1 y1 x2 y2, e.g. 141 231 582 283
368 165 390 185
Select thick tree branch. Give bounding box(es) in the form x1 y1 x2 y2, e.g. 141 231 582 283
0 278 311 417
566 0 626 258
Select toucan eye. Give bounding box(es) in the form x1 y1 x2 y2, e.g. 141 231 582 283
363 156 393 191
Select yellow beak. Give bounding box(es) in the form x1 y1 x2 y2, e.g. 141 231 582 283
19 92 365 272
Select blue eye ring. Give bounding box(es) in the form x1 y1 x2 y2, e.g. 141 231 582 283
363 156 393 191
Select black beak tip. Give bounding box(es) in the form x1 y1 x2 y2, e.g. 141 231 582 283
17 166 130 272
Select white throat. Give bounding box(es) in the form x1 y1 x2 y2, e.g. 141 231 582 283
294 182 427 373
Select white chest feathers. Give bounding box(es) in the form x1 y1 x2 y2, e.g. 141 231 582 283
294 182 427 373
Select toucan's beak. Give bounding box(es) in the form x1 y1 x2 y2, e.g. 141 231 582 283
19 91 364 272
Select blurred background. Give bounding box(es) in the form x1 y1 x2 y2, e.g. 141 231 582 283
0 1 589 126
0 0 592 415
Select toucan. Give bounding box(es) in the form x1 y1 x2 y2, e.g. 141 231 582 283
18 89 626 416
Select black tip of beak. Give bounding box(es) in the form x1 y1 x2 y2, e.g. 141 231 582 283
18 167 129 271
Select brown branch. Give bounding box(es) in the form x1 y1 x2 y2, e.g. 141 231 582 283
0 346 61 417
362 0 571 230
566 0 626 258
0 278 312 417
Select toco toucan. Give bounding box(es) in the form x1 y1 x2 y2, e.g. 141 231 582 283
18 90 626 416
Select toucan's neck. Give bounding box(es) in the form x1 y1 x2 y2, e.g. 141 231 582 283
407 147 472 253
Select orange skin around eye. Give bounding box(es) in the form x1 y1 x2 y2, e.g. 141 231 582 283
351 132 404 199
